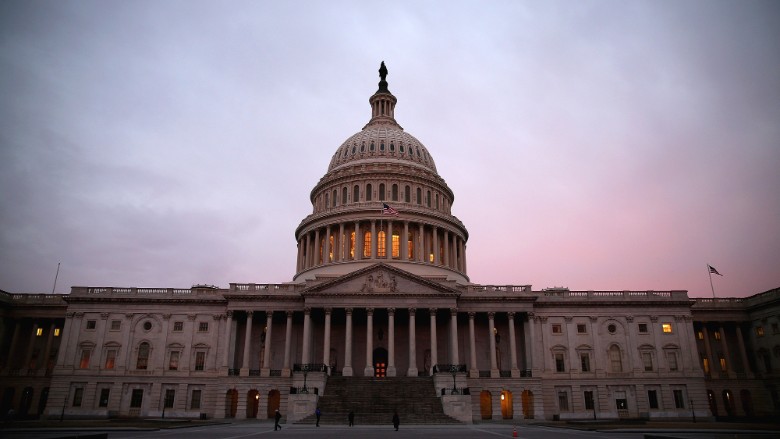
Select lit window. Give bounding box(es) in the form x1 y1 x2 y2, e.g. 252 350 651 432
702 356 710 374
407 238 414 259
79 349 91 369
363 231 371 258
377 231 386 257
719 357 727 372
54 328 60 337
697 331 704 340
756 327 765 337
662 323 673 333
329 235 334 262
105 349 117 369
391 233 400 258
36 328 43 336
429 252 434 262
714 331 721 340
169 351 180 370
198 322 209 332
552 324 562 334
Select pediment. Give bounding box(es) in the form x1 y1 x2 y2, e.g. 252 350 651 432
301 263 460 297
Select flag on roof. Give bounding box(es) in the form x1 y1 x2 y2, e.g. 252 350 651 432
708 264 722 276
382 203 399 216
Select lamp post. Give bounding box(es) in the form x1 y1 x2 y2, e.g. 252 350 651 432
690 399 696 423
302 364 311 393
449 364 459 395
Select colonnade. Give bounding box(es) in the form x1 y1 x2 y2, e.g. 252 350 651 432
696 321 752 378
295 219 467 274
1 317 62 374
228 308 525 378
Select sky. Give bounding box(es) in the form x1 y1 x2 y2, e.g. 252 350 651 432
1 1 778 298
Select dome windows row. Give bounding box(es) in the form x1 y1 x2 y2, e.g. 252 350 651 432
330 138 434 170
314 181 450 214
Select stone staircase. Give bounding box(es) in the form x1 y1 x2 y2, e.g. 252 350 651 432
296 376 461 425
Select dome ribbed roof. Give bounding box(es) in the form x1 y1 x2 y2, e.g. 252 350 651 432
327 126 437 173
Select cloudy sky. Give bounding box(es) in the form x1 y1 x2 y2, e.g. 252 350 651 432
1 1 778 298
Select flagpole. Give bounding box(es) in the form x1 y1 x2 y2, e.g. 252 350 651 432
51 262 61 295
707 264 716 298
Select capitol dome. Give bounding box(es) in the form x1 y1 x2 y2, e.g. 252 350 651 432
294 62 469 283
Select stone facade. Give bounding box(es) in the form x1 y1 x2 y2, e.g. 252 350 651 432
1 64 778 422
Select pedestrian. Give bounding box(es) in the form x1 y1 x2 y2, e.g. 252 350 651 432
348 409 354 427
315 407 321 427
392 411 399 431
274 409 282 431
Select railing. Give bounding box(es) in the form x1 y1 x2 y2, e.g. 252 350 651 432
289 386 318 395
520 369 532 377
293 363 327 372
499 370 511 377
441 387 470 395
249 369 261 376
230 283 302 293
228 369 240 376
478 370 490 378
270 369 282 377
73 287 196 296
433 364 467 374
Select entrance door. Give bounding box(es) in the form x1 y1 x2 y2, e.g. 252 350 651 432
373 347 388 377
267 390 280 418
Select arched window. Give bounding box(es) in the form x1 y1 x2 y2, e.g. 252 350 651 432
363 232 372 258
137 342 150 370
353 185 360 203
392 233 400 258
366 184 373 201
410 146 414 156
324 193 329 209
349 232 355 259
342 187 347 205
328 235 334 262
426 190 431 207
407 235 414 259
390 142 395 152
404 186 410 203
361 142 365 152
400 143 405 153
351 146 356 155
377 231 386 257
332 190 337 208
392 184 398 201
370 142 375 151
379 184 385 201
416 188 422 205
435 193 439 209
380 142 385 151
609 345 622 372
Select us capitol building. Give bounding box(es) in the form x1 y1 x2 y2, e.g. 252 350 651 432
1 63 779 423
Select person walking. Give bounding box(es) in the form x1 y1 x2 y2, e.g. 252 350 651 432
392 411 400 431
315 407 321 427
348 409 354 426
274 409 282 431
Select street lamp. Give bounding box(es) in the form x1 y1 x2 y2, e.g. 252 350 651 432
449 365 459 395
301 364 311 393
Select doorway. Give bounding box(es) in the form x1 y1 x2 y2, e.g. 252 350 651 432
373 347 388 377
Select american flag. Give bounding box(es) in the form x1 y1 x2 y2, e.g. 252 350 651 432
708 264 722 276
382 203 399 216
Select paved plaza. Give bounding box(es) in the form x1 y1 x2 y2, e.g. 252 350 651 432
2 421 779 439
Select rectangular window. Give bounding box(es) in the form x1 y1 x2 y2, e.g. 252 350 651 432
169 351 180 370
73 388 84 407
702 357 710 374
697 330 704 340
552 324 562 334
195 351 206 371
391 234 400 258
104 349 117 369
377 231 386 257
714 331 721 340
638 323 648 333
99 388 110 407
79 349 91 369
363 232 371 258
577 324 586 334
190 389 202 410
584 391 594 410
555 353 565 372
86 320 96 330
164 389 175 408
198 322 209 332
667 352 679 371
36 327 43 336
673 390 685 409
173 321 183 332
580 353 590 372
130 389 143 408
110 320 121 331
54 328 61 337
756 326 765 337
642 352 653 371
648 390 659 409
407 239 414 260
662 323 673 333
558 391 569 411
719 356 727 372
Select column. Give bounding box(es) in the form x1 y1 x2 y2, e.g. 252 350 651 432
354 221 361 260
407 309 418 376
387 308 396 376
304 233 311 269
432 226 439 264
296 239 303 271
324 225 331 263
282 311 293 376
468 312 478 376
364 308 374 376
418 223 424 261
702 324 714 376
222 311 234 370
314 228 321 265
370 220 377 259
443 230 450 268
735 324 751 376
450 308 459 364
339 223 346 261
55 316 71 368
24 322 39 370
386 220 393 259
460 239 467 273
429 309 438 375
508 312 519 376
302 308 312 364
241 312 254 374
42 321 56 373
488 312 498 377
323 309 332 374
719 325 732 376
402 221 409 261
343 308 353 376
262 311 273 376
